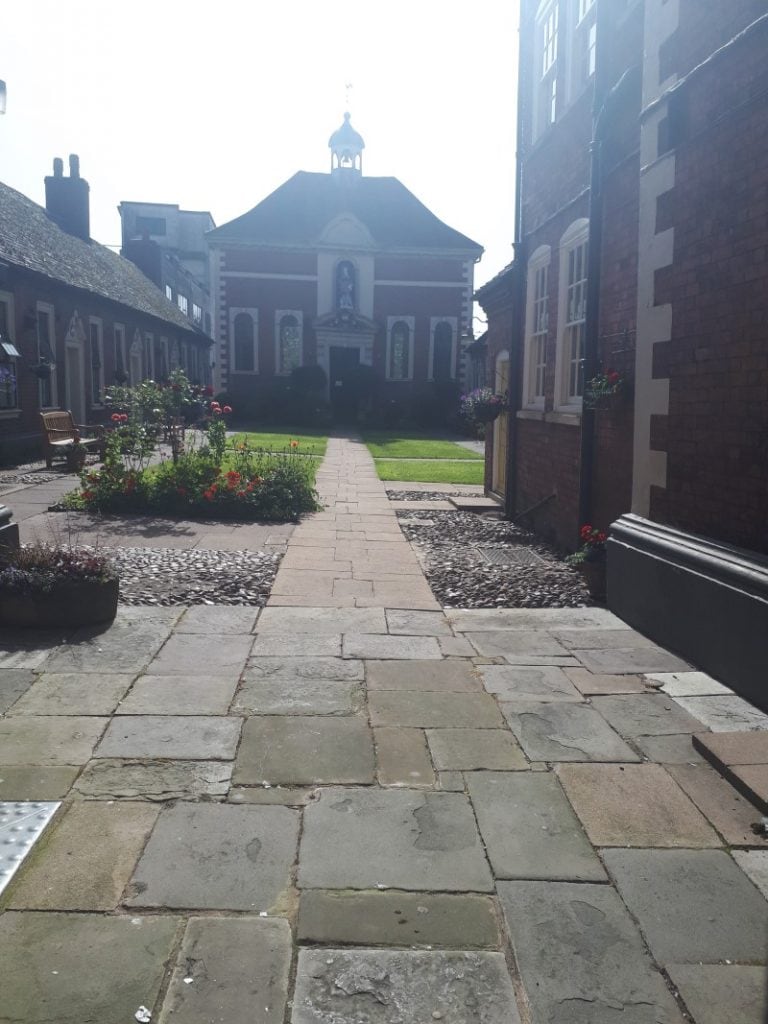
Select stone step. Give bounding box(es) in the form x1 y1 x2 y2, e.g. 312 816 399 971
692 731 768 814
447 495 503 513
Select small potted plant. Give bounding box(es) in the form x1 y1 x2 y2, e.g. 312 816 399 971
460 387 507 423
0 541 119 628
584 368 626 409
566 524 608 600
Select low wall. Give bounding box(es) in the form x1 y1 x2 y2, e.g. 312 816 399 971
607 514 768 713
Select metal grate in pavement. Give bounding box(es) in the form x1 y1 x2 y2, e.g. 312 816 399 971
0 802 60 895
474 545 547 567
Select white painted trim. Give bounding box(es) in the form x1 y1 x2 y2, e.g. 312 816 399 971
428 317 458 381
221 271 317 282
554 219 589 412
36 301 58 408
0 290 19 412
143 332 155 382
129 328 143 385
114 323 127 382
88 316 105 407
374 280 468 289
274 309 304 375
522 246 551 409
385 315 415 381
229 306 259 375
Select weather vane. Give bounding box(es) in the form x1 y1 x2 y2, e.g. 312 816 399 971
345 82 353 109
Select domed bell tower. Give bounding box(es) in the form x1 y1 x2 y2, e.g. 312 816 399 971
329 112 365 177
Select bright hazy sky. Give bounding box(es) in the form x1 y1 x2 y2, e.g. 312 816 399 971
1 1 519 300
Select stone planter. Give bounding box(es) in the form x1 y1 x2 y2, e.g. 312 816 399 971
577 559 607 601
0 576 119 628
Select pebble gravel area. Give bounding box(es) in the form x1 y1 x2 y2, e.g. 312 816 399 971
109 547 282 606
397 507 595 609
386 489 477 501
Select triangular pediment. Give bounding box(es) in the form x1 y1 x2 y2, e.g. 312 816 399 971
317 213 375 249
315 309 377 334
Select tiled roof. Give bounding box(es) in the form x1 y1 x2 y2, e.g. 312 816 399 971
208 171 483 254
474 260 516 300
0 181 203 335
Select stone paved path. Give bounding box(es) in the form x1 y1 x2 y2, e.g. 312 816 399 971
1 437 767 1023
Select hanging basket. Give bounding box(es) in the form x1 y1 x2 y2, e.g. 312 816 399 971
31 362 52 380
473 402 504 424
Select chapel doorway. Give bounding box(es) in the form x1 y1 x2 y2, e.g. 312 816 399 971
329 346 361 423
65 342 85 424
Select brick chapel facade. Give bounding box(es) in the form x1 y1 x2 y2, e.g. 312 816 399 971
481 0 768 557
207 116 482 419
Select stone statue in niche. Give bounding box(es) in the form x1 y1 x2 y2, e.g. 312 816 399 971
336 262 355 310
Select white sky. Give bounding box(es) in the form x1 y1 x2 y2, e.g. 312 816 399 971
1 0 519 302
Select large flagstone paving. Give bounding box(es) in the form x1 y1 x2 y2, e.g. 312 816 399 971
2 437 768 1022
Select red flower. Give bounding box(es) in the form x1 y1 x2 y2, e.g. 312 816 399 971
120 413 129 423
580 525 593 539
110 413 121 422
607 371 620 384
222 405 232 414
81 489 94 501
597 531 607 543
290 439 299 448
212 408 222 416
204 385 214 396
176 487 187 496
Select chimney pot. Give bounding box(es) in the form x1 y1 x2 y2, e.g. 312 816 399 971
69 154 80 179
53 157 63 177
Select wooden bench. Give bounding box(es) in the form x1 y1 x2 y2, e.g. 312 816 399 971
40 411 105 469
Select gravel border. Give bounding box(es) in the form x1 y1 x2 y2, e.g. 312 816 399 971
397 508 594 608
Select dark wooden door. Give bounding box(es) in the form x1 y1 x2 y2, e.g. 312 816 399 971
329 346 361 423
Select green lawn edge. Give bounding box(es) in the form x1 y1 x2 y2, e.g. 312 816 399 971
374 459 485 484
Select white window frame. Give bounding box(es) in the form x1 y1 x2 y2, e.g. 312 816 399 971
554 219 589 412
0 290 20 414
428 317 458 381
386 315 415 381
569 0 597 99
114 324 126 382
577 0 594 24
36 301 58 409
274 309 304 375
88 316 105 407
229 307 259 375
534 0 559 140
165 284 173 302
192 302 203 325
178 294 189 316
521 246 551 409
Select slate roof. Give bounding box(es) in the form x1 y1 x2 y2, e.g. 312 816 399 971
0 181 203 335
208 172 483 254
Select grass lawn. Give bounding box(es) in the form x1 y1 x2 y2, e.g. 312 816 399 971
362 432 482 460
228 429 328 456
375 459 485 485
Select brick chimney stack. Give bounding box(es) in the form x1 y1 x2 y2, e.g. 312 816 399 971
44 154 90 241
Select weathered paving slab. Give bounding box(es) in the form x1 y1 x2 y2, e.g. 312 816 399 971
497 881 685 1024
0 669 36 712
257 606 388 633
426 729 528 771
465 630 568 657
666 763 766 846
385 610 453 635
9 672 134 716
159 917 291 1024
564 667 650 695
370 691 505 728
0 911 180 1024
343 634 442 660
666 964 767 1024
44 618 173 673
291 948 520 1024
446 607 624 631
297 890 499 947
375 728 435 786
634 733 706 763
603 848 768 964
0 716 108 765
501 703 639 762
673 694 768 732
366 659 481 692
693 729 768 765
6 800 159 910
74 758 233 801
732 850 768 898
0 765 80 799
467 772 606 880
244 656 364 681
96 715 242 759
229 785 316 806
176 605 260 633
299 788 494 891
250 633 343 657
0 632 64 670
556 763 719 847
235 675 362 716
551 628 660 649
126 803 299 911
147 632 254 676
116 673 239 715
235 717 375 785
572 647 691 674
591 694 704 737
647 671 731 696
729 764 768 812
480 665 583 702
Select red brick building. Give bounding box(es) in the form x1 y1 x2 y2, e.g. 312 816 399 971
483 0 768 557
0 157 211 461
208 116 482 421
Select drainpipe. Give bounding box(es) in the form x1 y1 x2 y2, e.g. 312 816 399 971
504 7 530 521
578 10 641 529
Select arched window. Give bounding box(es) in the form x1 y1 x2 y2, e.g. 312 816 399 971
335 261 356 310
389 320 411 380
278 314 302 374
432 322 454 380
233 312 255 372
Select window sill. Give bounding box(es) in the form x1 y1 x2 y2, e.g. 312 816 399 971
0 409 21 420
546 410 581 426
517 408 545 422
230 370 259 375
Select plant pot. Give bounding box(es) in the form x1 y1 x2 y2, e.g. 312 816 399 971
66 447 87 471
31 363 52 380
474 405 504 423
0 576 119 628
577 559 607 601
